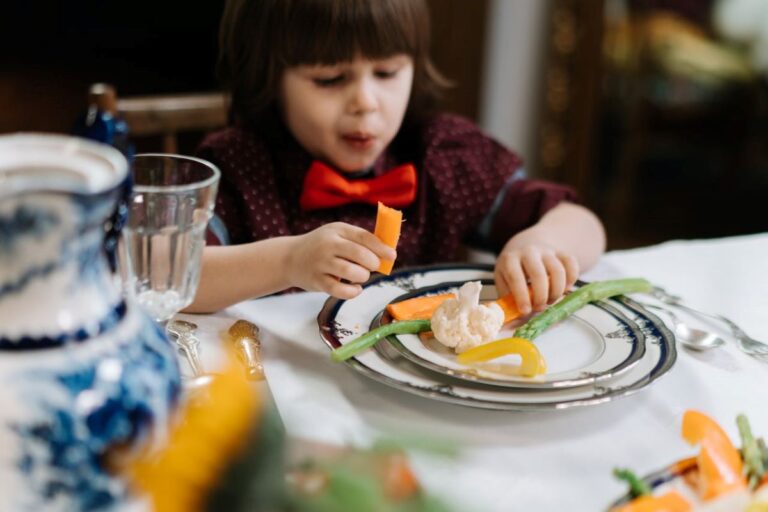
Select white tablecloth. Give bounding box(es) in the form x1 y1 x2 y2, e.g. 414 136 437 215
181 233 768 511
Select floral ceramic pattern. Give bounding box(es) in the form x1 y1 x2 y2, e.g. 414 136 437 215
0 135 181 510
10 312 179 510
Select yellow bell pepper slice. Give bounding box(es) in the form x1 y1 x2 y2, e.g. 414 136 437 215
456 337 546 376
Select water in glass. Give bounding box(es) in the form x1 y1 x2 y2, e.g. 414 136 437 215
121 154 219 323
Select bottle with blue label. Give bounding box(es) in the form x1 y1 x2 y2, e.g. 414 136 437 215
74 83 135 271
73 83 135 160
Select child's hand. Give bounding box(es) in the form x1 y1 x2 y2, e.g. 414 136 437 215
287 222 397 299
494 243 579 315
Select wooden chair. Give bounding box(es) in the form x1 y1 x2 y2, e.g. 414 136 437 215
87 83 229 154
117 90 228 154
85 84 232 244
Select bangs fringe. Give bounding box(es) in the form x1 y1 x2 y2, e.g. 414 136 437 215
219 0 444 129
279 0 422 66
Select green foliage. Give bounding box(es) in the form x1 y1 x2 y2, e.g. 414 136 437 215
204 407 288 512
289 464 451 512
204 406 453 512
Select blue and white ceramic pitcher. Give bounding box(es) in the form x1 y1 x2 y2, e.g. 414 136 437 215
0 134 180 510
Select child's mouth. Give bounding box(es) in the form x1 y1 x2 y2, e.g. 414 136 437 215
341 133 375 150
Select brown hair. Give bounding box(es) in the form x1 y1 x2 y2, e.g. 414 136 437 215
218 0 448 132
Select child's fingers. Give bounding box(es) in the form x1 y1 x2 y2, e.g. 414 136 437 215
334 238 381 272
340 224 397 261
328 257 371 284
493 267 511 297
556 252 580 289
542 252 566 303
521 252 549 311
320 274 362 300
498 254 531 315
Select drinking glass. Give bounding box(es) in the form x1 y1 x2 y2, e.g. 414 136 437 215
120 153 220 323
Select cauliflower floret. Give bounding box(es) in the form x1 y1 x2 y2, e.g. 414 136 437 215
430 281 504 353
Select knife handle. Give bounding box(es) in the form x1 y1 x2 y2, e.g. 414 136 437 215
236 337 264 380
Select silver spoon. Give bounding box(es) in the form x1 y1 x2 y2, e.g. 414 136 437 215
652 286 768 357
644 304 725 351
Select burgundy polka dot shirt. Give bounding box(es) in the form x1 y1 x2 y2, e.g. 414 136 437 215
197 113 577 268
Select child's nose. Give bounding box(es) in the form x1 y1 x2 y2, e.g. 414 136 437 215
348 80 378 115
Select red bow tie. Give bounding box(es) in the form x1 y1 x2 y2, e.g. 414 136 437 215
299 161 417 211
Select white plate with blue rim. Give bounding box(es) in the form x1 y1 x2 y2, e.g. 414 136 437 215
376 279 646 389
317 263 676 411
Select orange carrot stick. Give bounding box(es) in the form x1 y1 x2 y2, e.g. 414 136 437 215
380 453 420 501
681 410 747 500
495 293 526 323
612 491 692 512
373 202 402 275
386 293 456 321
387 290 530 323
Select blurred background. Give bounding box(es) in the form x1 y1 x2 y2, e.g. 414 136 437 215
2 0 768 250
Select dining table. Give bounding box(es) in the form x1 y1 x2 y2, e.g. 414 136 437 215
177 232 768 511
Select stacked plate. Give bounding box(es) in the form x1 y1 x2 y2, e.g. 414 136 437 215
317 264 676 411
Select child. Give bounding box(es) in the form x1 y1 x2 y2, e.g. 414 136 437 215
188 0 605 314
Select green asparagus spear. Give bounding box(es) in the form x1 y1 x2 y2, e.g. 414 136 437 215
332 278 651 361
331 319 431 362
514 278 652 340
758 438 768 469
613 467 652 498
737 414 766 489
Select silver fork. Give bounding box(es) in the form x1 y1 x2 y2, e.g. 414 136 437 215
652 286 768 357
167 320 204 376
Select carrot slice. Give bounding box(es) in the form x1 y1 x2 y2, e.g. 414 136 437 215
386 293 456 321
495 293 523 323
612 491 691 512
373 202 402 275
681 410 747 500
380 453 420 501
387 291 528 323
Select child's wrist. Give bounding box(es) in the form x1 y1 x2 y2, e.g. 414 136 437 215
280 235 302 289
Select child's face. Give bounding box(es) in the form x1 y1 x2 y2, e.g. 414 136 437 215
280 54 414 172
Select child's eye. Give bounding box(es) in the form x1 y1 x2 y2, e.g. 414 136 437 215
375 69 398 79
313 75 345 87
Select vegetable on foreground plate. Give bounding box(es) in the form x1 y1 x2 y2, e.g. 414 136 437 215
329 277 652 378
611 410 768 512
